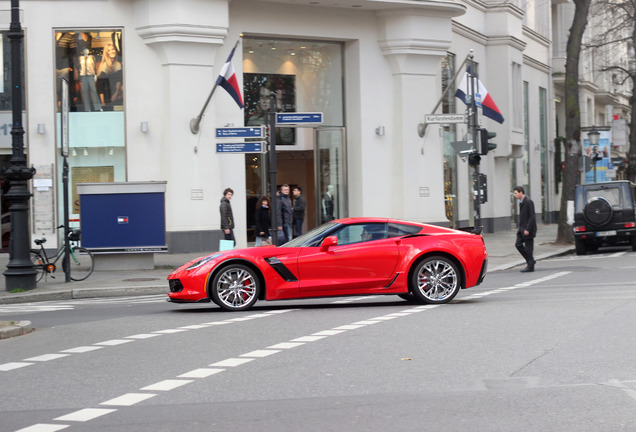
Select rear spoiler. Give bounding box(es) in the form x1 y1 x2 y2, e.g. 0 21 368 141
456 226 483 235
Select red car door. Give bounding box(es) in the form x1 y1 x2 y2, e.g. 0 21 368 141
297 233 400 296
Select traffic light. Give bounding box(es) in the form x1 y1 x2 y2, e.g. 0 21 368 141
479 128 497 155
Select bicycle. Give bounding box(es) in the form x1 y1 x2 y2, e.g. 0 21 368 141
30 226 95 282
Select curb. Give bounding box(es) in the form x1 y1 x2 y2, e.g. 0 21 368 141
0 320 33 339
489 247 575 272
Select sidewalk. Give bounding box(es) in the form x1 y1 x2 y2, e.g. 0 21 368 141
0 223 573 305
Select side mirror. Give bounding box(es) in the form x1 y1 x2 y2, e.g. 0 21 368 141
320 236 338 252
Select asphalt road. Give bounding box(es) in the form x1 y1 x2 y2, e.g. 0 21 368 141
2 248 636 432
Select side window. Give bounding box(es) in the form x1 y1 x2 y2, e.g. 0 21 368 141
388 223 423 237
334 223 387 245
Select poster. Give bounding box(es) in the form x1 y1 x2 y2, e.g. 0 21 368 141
582 130 611 183
243 73 295 145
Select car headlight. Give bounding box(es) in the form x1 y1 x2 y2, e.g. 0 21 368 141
186 253 223 270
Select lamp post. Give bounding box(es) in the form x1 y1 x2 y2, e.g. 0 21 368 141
588 126 601 183
3 0 37 291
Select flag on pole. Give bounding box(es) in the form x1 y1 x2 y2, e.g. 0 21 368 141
216 46 244 109
455 67 504 124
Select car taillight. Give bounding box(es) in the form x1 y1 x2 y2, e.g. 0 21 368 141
573 226 586 232
625 222 636 228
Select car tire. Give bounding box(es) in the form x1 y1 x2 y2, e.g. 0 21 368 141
397 293 415 302
210 264 260 311
409 256 461 304
575 239 587 256
631 235 636 252
583 197 613 226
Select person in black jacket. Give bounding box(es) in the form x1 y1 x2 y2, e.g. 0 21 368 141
277 184 293 243
219 188 235 246
292 186 306 237
513 186 537 272
254 196 271 246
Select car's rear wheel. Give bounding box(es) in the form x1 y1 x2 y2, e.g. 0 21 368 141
210 264 260 311
584 197 613 226
631 235 636 252
575 238 587 255
410 256 461 304
397 293 414 301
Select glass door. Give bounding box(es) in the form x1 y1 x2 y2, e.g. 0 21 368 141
315 127 347 224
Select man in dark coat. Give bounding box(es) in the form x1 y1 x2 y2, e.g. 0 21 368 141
513 186 537 272
220 187 235 246
277 184 293 243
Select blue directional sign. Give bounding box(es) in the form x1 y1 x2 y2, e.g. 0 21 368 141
215 127 264 138
216 142 263 153
276 112 323 126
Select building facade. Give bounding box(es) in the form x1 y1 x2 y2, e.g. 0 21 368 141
1 0 622 254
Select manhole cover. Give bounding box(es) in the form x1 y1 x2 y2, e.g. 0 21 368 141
122 278 160 282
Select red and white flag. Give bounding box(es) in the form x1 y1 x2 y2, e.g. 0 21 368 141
216 46 244 109
455 67 504 124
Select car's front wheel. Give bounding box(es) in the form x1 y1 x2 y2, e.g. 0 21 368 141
410 256 461 304
210 264 260 311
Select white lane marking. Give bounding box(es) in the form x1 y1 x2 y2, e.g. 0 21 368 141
0 295 166 315
178 368 225 378
125 333 161 339
140 379 193 391
94 339 133 346
352 319 382 324
60 346 103 354
153 329 188 334
0 362 33 371
331 296 379 304
461 271 572 301
312 329 346 336
332 324 365 330
210 358 255 367
54 408 117 422
291 335 327 342
267 342 305 349
227 317 258 322
264 309 297 314
14 424 69 432
100 393 157 406
24 354 70 362
240 349 281 358
368 316 397 321
179 324 210 329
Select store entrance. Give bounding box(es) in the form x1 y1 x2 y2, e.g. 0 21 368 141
245 127 347 243
245 150 315 243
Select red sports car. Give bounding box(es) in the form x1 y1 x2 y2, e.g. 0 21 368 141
167 218 488 311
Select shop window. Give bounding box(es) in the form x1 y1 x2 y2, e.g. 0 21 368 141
54 29 125 224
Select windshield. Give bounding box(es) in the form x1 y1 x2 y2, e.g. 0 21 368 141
280 222 339 247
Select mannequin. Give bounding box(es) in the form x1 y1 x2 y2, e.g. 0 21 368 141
322 184 335 222
79 48 102 112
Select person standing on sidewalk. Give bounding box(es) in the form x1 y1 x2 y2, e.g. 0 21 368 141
277 184 293 243
220 188 235 246
513 186 537 272
292 186 306 237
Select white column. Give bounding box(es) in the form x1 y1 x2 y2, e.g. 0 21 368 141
133 0 247 248
377 6 464 223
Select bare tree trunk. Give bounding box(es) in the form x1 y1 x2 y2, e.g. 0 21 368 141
627 21 636 183
557 0 592 244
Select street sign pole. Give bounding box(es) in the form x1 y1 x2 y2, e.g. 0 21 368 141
466 55 481 229
268 93 279 246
